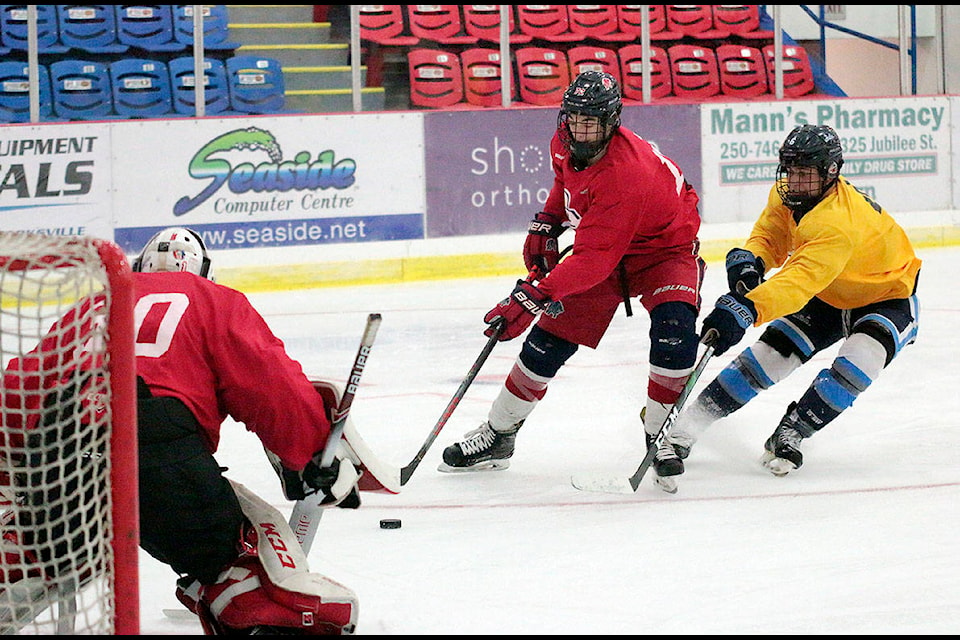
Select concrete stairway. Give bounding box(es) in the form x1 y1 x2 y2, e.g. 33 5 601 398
225 5 385 113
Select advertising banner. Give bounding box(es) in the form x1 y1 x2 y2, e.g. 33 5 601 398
424 103 702 237
110 112 426 253
700 96 952 223
0 123 113 238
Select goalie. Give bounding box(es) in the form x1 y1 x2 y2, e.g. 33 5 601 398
2 227 399 635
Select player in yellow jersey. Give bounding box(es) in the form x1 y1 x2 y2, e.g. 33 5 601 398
652 124 921 490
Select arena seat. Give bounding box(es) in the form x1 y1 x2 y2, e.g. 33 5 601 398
763 44 816 97
407 48 464 108
668 44 721 100
515 46 571 106
717 44 768 98
618 44 672 101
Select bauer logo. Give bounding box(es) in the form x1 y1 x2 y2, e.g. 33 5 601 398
173 127 357 217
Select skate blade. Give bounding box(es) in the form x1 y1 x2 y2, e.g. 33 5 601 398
653 475 678 494
760 451 796 476
437 460 510 473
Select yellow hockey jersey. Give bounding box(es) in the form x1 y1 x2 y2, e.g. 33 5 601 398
742 177 922 325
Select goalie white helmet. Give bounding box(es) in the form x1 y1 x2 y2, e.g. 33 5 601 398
133 227 214 281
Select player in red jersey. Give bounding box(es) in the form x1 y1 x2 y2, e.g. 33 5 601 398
1 227 396 634
439 71 707 473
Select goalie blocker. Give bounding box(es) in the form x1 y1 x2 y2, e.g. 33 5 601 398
266 380 401 506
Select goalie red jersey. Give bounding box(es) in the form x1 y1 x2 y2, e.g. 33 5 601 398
132 271 331 471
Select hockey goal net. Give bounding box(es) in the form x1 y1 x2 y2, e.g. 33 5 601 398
0 233 138 634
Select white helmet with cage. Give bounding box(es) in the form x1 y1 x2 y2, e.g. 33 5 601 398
132 227 214 281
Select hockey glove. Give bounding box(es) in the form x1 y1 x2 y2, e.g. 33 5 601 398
523 211 564 277
272 452 361 509
483 279 562 341
725 248 765 295
700 291 757 356
303 456 361 509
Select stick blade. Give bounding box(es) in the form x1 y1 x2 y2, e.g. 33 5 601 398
570 472 638 495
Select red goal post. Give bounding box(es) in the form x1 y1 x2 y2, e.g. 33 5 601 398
0 233 138 634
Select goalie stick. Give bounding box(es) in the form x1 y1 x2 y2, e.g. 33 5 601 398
399 320 504 486
570 332 717 495
288 312 382 553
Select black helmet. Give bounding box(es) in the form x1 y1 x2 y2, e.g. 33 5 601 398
776 124 844 215
557 71 622 167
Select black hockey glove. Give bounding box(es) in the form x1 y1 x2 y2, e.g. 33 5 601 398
725 248 765 294
302 457 361 509
269 450 361 509
700 291 756 356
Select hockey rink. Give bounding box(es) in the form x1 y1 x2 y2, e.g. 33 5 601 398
140 243 959 635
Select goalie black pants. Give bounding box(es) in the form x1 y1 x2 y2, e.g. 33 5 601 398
137 378 245 584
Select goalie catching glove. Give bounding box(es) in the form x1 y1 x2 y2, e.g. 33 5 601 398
269 452 361 509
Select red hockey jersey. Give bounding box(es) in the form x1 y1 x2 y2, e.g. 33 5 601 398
1 272 330 472
132 272 331 471
537 126 701 302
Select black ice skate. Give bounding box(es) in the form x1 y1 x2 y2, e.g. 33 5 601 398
438 421 521 472
761 403 805 476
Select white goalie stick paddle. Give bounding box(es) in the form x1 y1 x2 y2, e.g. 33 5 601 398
288 312 382 554
571 333 717 495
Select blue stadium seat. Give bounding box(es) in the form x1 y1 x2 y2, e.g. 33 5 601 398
226 55 288 114
0 5 68 53
110 58 173 117
0 62 54 122
49 59 116 120
115 4 185 52
168 55 233 115
172 5 239 51
57 5 129 54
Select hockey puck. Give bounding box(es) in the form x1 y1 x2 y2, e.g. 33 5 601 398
379 518 401 530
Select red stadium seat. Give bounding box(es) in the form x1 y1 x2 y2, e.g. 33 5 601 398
763 44 815 97
407 48 464 108
618 44 672 101
712 5 774 39
515 5 582 43
406 5 478 45
567 45 621 85
461 47 516 107
514 46 571 106
665 5 730 39
616 5 680 41
567 5 633 42
668 44 721 100
716 44 768 98
462 5 532 44
359 5 419 46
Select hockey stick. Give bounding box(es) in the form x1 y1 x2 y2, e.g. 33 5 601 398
399 320 504 486
570 331 717 495
288 312 382 553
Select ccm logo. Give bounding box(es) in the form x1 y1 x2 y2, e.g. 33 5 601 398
259 521 298 569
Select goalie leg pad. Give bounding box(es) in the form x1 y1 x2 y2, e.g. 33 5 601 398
178 481 358 635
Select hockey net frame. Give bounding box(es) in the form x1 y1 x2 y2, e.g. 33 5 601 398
0 233 138 634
